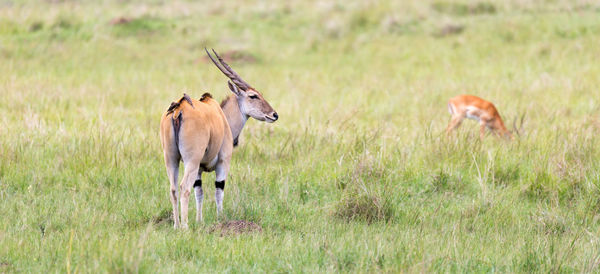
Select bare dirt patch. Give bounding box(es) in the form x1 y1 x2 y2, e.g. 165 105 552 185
198 50 257 64
209 220 262 236
435 24 465 37
110 17 132 25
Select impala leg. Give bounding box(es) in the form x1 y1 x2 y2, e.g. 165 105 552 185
194 171 204 223
479 122 487 140
492 128 502 138
214 161 230 219
446 115 464 135
165 161 180 229
179 162 200 229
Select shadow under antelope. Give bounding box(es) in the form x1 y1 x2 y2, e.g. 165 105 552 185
159 49 278 229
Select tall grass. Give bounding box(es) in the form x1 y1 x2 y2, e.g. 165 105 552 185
1 0 600 272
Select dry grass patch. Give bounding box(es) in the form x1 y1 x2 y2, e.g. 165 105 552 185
198 50 257 65
436 23 465 37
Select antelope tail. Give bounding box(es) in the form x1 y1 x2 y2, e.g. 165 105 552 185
172 111 182 150
166 93 194 152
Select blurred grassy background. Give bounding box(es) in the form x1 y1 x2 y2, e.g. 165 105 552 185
1 0 600 272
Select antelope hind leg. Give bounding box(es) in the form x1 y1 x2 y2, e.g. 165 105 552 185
165 157 180 229
194 171 204 223
179 162 200 229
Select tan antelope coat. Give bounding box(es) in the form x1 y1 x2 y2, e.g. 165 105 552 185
160 49 277 229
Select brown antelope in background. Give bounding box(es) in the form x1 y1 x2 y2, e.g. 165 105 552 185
446 94 513 140
159 49 278 229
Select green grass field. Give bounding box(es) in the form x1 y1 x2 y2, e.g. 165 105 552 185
1 0 600 272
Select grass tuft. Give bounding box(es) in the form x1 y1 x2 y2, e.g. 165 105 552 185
334 158 394 223
334 190 393 223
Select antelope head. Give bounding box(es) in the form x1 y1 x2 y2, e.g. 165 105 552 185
205 48 278 123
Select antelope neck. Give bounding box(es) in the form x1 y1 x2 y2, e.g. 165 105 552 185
220 95 247 142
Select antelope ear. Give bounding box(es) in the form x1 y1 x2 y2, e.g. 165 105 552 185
228 81 242 96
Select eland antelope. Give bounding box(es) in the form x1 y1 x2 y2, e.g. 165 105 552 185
159 49 278 229
446 94 513 140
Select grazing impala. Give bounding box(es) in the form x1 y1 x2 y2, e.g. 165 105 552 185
159 49 278 229
446 94 513 140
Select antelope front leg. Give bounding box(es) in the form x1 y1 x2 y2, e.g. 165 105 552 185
479 123 486 140
194 171 204 223
446 115 464 135
214 162 230 219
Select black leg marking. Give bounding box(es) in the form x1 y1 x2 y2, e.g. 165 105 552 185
215 180 225 190
193 179 202 188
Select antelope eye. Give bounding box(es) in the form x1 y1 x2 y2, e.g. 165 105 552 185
249 95 259 99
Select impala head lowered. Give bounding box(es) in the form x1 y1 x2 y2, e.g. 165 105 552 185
205 48 278 122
